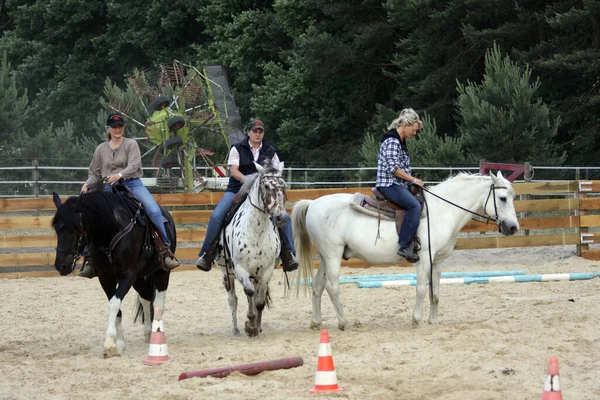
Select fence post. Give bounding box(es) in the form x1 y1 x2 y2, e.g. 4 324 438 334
32 158 39 197
577 181 588 257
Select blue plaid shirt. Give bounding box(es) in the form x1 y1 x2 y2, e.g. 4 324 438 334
376 133 412 187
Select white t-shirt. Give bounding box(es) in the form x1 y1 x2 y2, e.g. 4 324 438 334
228 144 281 167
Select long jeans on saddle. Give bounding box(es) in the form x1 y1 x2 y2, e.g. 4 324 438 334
104 178 171 248
376 183 421 249
197 191 296 260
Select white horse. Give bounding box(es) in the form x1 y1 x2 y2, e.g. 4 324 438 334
291 171 520 330
215 162 288 337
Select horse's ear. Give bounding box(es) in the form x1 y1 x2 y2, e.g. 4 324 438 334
489 171 501 186
497 170 505 180
254 162 264 173
278 161 284 174
52 192 62 209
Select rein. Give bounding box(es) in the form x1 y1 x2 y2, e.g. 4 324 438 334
421 183 507 225
419 182 507 304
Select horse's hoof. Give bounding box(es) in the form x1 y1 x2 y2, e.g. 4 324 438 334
245 321 259 337
338 324 346 331
233 328 241 336
245 327 259 337
309 321 321 330
103 348 120 358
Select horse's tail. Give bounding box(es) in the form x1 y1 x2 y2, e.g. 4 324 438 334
290 200 314 297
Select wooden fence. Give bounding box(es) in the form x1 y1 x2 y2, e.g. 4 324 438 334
1 181 598 279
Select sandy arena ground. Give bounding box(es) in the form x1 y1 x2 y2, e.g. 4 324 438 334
1 245 599 399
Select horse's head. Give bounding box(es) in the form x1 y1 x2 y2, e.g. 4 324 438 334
51 192 85 276
485 171 520 235
254 161 288 227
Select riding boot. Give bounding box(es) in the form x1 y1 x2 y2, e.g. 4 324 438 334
78 260 96 278
163 251 180 270
196 243 218 272
278 230 299 272
397 239 420 263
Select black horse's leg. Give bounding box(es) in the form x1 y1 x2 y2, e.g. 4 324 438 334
101 270 137 358
97 270 124 358
133 277 154 341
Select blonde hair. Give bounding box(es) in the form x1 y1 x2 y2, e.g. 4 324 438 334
387 108 422 130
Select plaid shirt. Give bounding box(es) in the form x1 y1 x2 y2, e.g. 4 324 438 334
376 135 412 187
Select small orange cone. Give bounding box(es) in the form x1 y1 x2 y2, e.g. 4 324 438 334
541 357 562 400
310 330 343 394
142 308 173 366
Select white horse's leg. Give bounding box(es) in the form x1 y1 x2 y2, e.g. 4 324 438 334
223 273 240 336
322 257 348 331
428 263 442 324
236 269 255 297
310 257 327 330
412 259 428 327
104 296 122 358
254 281 269 334
245 293 259 337
139 297 152 341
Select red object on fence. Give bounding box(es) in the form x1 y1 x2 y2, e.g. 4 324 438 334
480 161 532 182
178 356 304 380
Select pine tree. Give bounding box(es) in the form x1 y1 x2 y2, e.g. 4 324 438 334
457 44 565 165
0 52 29 147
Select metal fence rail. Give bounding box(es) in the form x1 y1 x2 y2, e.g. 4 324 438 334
1 161 600 197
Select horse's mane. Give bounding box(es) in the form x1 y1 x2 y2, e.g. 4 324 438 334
434 172 514 196
75 191 134 234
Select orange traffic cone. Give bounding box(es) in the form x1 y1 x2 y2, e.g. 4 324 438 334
142 308 173 366
310 330 343 394
542 357 562 400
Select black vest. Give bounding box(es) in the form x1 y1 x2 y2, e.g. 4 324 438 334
226 137 277 193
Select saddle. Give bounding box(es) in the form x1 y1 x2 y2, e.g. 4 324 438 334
109 184 174 269
349 185 425 235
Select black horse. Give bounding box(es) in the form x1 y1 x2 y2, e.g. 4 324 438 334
52 191 176 358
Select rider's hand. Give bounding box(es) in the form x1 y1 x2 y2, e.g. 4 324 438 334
105 174 121 185
81 184 89 194
412 177 424 187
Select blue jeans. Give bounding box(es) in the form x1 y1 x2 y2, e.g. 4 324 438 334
105 178 171 247
198 191 296 256
377 184 420 248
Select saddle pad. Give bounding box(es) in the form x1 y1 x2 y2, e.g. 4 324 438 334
349 193 395 221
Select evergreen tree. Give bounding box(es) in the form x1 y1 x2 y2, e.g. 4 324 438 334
457 44 565 165
0 52 29 148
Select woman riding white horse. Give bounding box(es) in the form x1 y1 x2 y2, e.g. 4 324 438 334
292 171 520 330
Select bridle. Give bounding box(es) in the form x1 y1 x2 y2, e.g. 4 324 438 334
422 183 508 226
55 225 87 272
248 175 287 215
